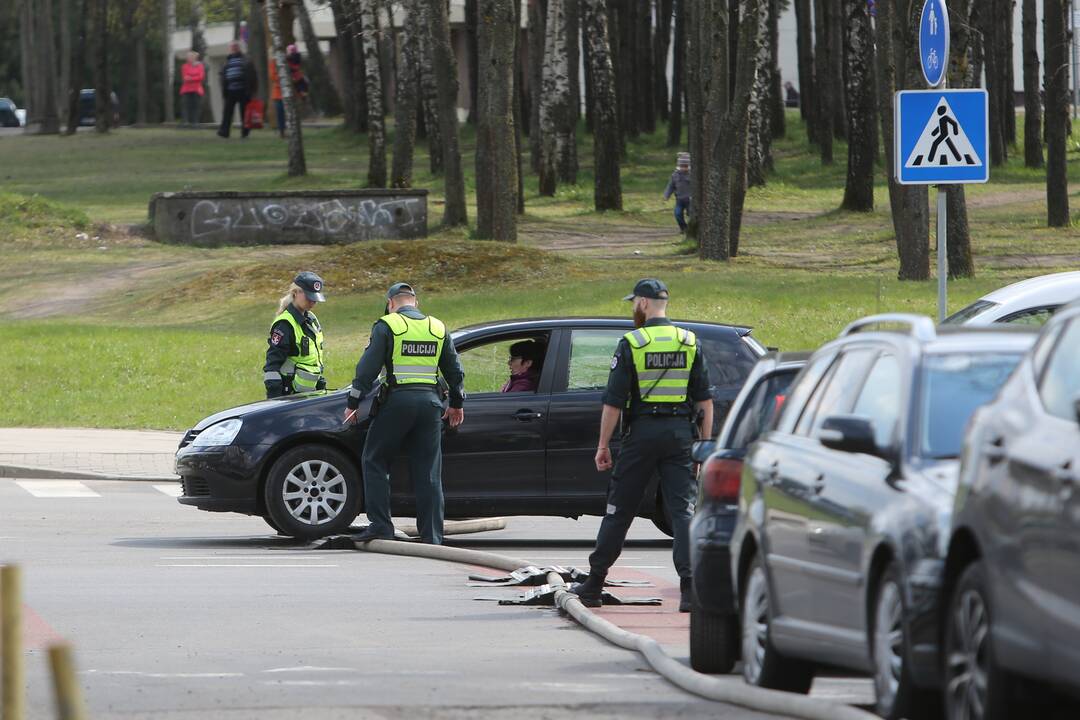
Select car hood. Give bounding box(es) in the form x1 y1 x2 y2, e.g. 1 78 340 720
191 389 348 431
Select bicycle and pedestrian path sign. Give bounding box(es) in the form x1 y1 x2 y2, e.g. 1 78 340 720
895 89 989 185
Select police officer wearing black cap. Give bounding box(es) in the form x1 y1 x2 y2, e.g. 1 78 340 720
264 271 328 398
570 278 712 611
343 283 466 544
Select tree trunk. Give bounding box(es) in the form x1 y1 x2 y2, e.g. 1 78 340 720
476 0 519 241
730 131 749 257
30 0 61 134
566 0 580 123
513 1 527 213
983 0 1006 166
296 0 342 117
92 0 110 133
942 0 975 279
58 0 71 114
746 3 769 187
391 0 421 188
248 0 268 111
65 0 87 133
561 0 580 181
638 0 655 134
583 0 622 210
135 23 148 125
466 0 480 123
667 0 684 147
1045 0 1070 227
767 0 784 139
163 0 175 123
794 0 814 134
266 0 307 176
813 0 832 162
655 0 673 124
418 6 442 173
430 0 468 226
19 0 36 129
528 0 547 172
582 19 593 132
875 0 929 280
539 0 571 194
683 0 709 238
330 0 359 130
1021 0 1043 168
615 2 639 141
1000 0 1015 145
841 0 874 211
828 0 846 138
359 0 387 187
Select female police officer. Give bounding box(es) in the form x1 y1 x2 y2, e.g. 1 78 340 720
263 272 327 398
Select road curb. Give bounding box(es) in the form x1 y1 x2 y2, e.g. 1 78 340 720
353 539 879 720
0 464 178 483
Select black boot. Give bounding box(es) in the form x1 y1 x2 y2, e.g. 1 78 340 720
679 576 694 613
568 572 606 608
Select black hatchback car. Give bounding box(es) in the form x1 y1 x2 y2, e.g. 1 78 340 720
177 317 764 539
688 351 808 674
942 302 1080 720
729 314 1035 720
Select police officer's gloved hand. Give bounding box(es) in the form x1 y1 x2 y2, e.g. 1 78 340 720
266 383 285 399
316 377 327 391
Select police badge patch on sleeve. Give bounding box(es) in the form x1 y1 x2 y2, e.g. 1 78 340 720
611 354 619 370
270 330 284 346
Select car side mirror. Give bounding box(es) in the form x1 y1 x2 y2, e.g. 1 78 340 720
691 440 716 464
819 415 881 457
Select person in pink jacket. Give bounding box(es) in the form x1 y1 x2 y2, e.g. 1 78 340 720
179 51 206 128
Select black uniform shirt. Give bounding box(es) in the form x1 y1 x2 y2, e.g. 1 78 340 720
601 318 711 417
263 303 322 397
347 306 466 410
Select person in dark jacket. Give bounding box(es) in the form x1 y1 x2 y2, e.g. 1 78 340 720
663 153 692 233
217 41 257 139
502 340 542 393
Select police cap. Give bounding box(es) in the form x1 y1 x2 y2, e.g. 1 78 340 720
294 271 326 302
623 278 669 302
386 282 417 299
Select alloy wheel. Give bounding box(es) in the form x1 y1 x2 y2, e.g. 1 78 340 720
281 459 348 526
742 565 769 685
873 579 904 713
946 588 990 720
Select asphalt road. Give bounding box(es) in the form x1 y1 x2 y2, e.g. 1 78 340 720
1 477 873 719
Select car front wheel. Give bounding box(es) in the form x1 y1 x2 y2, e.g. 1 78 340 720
740 554 814 693
263 445 361 540
944 561 1018 720
871 563 938 720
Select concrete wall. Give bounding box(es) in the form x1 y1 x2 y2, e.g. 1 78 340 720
149 190 428 246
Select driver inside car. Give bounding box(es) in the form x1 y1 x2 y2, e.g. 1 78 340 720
502 340 542 393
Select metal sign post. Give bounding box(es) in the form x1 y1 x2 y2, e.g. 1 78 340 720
919 0 950 322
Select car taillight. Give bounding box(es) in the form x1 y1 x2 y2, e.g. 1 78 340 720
702 457 743 503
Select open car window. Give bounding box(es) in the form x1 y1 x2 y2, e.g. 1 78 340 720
458 334 550 395
567 329 624 391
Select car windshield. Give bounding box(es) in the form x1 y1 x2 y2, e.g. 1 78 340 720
942 299 1000 325
918 352 1022 459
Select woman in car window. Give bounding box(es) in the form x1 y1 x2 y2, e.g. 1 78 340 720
502 340 542 392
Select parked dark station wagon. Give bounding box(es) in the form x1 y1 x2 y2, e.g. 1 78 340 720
176 317 765 539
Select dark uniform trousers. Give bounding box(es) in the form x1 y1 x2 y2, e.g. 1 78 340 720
361 388 445 544
589 416 695 580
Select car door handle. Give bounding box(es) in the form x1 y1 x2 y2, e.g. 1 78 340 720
764 461 779 484
812 474 826 495
1055 462 1075 499
983 436 1006 464
513 410 543 421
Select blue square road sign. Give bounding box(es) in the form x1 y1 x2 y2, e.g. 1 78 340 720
895 89 989 185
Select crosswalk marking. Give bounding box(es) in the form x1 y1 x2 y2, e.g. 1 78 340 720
15 480 100 498
153 484 182 497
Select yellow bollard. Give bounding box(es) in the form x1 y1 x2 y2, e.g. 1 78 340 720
1 564 23 720
47 645 87 720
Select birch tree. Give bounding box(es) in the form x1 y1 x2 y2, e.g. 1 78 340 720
528 0 546 172
582 0 621 210
417 4 442 174
666 0 685 147
475 0 518 241
429 0 468 226
358 0 387 187
391 0 421 188
266 0 307 176
746 2 770 187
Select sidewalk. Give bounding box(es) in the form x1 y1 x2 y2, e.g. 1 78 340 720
0 428 182 481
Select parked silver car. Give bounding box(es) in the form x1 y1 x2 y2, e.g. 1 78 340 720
944 271 1080 327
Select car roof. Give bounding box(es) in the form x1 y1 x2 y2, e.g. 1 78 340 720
452 317 753 338
826 314 1038 358
923 326 1039 354
980 271 1080 306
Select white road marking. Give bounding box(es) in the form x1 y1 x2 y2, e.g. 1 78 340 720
157 563 338 568
83 670 244 678
16 480 99 498
523 555 642 561
262 666 359 674
153 484 182 497
159 556 330 560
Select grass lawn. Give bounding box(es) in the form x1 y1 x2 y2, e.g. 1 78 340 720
4 113 1080 429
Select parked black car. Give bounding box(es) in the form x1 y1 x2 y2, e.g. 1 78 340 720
942 302 1080 720
729 314 1035 719
0 98 19 127
78 89 120 127
177 317 765 539
688 351 808 674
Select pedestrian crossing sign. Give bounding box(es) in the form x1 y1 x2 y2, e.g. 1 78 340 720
895 89 989 185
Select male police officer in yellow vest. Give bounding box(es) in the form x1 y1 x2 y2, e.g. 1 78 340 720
570 278 713 611
264 271 327 398
344 283 465 544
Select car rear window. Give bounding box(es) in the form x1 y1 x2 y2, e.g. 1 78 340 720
727 370 799 450
943 299 999 325
918 352 1023 459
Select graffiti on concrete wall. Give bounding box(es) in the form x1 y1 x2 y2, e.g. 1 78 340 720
190 197 424 239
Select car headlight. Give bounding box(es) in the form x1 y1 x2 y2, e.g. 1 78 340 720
191 418 243 447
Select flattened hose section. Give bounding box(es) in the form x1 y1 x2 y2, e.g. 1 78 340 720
354 537 878 720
